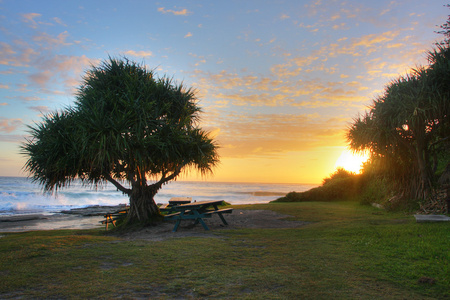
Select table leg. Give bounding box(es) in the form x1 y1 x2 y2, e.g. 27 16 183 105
173 219 182 232
212 204 229 225
172 210 186 232
217 213 229 225
192 210 210 230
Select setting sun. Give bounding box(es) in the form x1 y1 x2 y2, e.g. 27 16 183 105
334 150 369 174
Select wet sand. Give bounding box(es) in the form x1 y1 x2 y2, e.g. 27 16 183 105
0 214 104 232
0 205 130 232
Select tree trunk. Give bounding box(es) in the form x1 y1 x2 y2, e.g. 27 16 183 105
127 185 162 224
415 135 432 200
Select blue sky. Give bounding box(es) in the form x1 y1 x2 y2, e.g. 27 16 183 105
0 0 448 183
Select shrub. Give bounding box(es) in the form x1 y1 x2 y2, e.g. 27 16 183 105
358 177 391 206
273 170 364 203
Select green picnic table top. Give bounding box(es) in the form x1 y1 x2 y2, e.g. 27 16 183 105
161 200 232 232
168 197 192 206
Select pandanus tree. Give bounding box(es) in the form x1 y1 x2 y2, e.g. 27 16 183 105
22 57 219 224
347 46 450 200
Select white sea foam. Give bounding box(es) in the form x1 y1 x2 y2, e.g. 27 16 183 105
0 177 316 216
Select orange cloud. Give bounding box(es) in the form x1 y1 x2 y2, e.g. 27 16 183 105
33 31 72 48
0 118 22 133
123 50 153 57
158 7 191 16
29 70 52 87
26 54 92 92
52 17 67 27
330 14 341 21
332 23 347 30
0 42 26 67
21 13 41 28
352 31 399 48
270 63 301 78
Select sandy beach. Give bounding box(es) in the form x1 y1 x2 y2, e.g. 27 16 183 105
0 213 104 232
0 205 126 232
0 207 310 240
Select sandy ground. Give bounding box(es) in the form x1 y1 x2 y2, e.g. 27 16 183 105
0 214 104 232
115 209 310 241
0 209 310 241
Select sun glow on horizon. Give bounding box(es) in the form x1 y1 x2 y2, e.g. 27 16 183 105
334 150 369 174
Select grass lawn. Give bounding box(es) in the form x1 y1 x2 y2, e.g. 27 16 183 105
0 202 448 299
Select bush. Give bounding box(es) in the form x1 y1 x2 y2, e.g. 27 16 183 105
273 169 364 203
273 167 425 211
322 168 354 185
358 177 391 206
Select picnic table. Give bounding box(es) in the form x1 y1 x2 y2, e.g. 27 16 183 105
158 197 192 210
161 200 233 232
101 198 190 230
101 207 129 230
169 197 192 204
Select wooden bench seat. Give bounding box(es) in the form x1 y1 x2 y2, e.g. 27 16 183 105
163 211 181 218
163 210 215 221
159 203 169 209
202 208 233 216
100 209 129 230
100 215 122 230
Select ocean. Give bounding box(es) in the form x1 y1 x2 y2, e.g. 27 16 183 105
0 177 316 216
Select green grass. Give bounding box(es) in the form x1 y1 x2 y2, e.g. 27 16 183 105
0 202 448 299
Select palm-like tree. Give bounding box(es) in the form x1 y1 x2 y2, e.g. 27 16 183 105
347 46 450 201
22 57 219 224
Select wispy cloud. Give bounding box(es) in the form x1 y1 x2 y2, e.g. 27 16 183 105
123 50 153 57
332 23 347 30
52 17 67 27
29 70 52 87
0 118 22 133
0 42 21 66
33 31 72 48
28 106 50 114
21 13 41 28
157 7 192 16
27 54 92 91
6 95 43 102
352 31 399 48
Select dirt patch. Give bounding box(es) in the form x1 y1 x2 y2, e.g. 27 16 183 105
113 209 310 241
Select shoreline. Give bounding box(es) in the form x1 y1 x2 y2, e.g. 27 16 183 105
0 205 128 232
0 204 311 234
0 214 104 232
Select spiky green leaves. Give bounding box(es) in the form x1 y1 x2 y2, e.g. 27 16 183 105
347 46 450 199
22 57 219 193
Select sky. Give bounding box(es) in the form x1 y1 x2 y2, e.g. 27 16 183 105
0 0 448 184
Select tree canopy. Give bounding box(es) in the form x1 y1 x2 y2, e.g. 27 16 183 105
435 4 450 46
347 46 450 203
22 57 219 223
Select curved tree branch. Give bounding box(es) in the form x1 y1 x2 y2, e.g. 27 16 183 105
151 165 183 191
105 173 131 195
